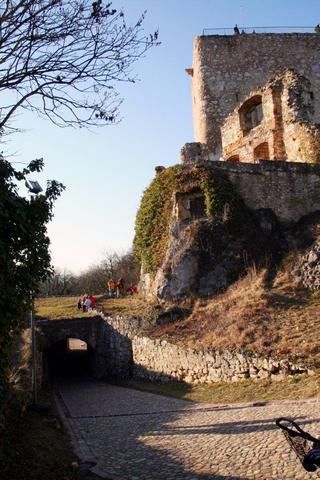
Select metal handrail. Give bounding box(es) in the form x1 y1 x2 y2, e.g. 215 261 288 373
202 26 317 36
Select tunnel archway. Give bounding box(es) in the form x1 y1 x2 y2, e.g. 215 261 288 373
45 337 96 380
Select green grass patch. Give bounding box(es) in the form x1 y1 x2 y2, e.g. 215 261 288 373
117 373 320 404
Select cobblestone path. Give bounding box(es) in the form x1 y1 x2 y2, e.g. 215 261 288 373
56 377 320 480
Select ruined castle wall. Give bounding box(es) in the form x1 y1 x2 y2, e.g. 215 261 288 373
283 121 320 163
132 337 309 384
221 87 276 162
281 80 320 163
220 70 320 163
191 34 320 156
212 160 320 224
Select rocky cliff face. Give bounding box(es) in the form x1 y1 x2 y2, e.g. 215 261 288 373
291 212 320 291
145 209 283 301
136 162 320 301
136 163 288 301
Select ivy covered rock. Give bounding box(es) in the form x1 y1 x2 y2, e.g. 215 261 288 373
134 162 282 300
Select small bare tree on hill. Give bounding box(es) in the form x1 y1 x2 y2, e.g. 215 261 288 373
0 0 158 130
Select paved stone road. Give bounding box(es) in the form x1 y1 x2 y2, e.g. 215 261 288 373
55 377 320 480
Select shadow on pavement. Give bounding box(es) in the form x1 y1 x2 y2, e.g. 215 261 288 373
54 377 320 480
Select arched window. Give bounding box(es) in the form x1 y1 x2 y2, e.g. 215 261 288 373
253 142 269 162
226 155 240 162
239 95 263 134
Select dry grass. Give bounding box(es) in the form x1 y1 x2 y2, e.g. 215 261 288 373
36 263 320 368
35 296 95 320
35 295 156 321
151 265 320 366
118 372 320 404
95 295 157 317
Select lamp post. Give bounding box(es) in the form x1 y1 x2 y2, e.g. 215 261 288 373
30 292 37 405
25 177 43 405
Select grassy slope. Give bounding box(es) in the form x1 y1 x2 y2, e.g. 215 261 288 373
95 295 156 317
150 267 320 367
36 270 320 366
35 268 320 403
118 373 320 404
35 296 91 320
35 295 153 320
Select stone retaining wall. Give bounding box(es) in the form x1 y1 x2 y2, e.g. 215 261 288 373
131 336 309 384
99 313 311 383
37 312 312 384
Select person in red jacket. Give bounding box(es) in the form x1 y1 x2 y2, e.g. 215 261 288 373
89 294 96 308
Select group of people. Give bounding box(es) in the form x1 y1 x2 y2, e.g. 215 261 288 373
107 278 124 298
77 293 96 312
234 24 320 35
233 24 256 35
76 280 139 311
107 278 139 298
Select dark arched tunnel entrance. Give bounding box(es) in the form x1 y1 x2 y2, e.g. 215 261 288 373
45 338 96 380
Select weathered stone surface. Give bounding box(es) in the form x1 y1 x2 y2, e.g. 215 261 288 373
294 242 320 291
180 142 211 164
189 34 320 158
154 252 199 300
199 160 320 226
141 159 320 300
220 69 320 164
198 266 227 296
37 313 312 385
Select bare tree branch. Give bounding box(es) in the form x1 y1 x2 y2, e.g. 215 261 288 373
0 0 159 130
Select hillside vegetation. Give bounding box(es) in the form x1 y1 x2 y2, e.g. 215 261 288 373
150 264 320 367
37 266 320 367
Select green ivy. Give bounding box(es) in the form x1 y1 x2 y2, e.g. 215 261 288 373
134 165 182 274
134 163 245 275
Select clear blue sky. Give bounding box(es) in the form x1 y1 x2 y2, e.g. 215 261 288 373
8 0 320 273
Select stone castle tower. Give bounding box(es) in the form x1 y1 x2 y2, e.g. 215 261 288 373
185 33 320 163
138 31 320 301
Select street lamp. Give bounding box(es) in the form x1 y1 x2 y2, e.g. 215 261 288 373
25 177 43 405
25 179 43 194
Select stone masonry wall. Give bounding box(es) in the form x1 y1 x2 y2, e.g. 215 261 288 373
97 314 142 378
98 315 311 383
175 159 320 225
132 336 310 384
190 34 320 157
220 69 320 163
216 160 320 224
96 314 311 383
221 84 275 162
37 313 313 384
